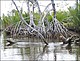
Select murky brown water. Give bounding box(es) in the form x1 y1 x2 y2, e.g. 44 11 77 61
0 32 80 61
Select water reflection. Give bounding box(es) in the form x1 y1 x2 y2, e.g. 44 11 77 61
1 33 80 61
37 43 77 61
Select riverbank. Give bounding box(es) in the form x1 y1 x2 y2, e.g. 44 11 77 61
1 27 80 38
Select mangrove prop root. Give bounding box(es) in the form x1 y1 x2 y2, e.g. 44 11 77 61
12 0 48 45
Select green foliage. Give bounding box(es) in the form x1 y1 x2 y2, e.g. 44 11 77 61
11 10 20 24
1 10 41 28
56 10 69 22
1 10 20 28
2 14 11 27
1 10 69 28
68 3 80 29
22 12 30 24
50 11 69 23
34 13 40 25
46 14 52 22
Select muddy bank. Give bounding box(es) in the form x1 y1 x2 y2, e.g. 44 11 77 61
4 28 80 38
1 26 80 45
3 30 80 44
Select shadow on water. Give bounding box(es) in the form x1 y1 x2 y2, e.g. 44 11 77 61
1 33 80 61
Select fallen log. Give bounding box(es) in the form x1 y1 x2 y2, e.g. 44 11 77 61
60 35 79 45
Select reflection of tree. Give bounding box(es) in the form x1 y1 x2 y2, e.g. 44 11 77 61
36 45 57 61
19 44 45 60
76 46 80 61
20 48 30 60
66 45 72 54
54 46 57 61
65 44 80 61
36 45 48 60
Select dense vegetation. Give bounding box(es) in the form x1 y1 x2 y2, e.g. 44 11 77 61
0 0 80 44
1 3 80 32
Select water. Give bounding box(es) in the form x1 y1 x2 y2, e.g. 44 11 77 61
0 32 80 61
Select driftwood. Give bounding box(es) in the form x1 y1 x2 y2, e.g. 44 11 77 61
6 39 15 46
60 35 80 46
